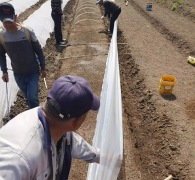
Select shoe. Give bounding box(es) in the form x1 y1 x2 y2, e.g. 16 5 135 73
108 33 112 38
61 39 67 42
126 1 128 6
57 42 66 46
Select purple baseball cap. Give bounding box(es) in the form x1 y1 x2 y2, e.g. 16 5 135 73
47 75 100 119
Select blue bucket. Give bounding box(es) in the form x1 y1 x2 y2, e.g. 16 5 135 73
146 2 153 11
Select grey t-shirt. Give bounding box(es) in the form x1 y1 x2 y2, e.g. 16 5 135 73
0 25 45 75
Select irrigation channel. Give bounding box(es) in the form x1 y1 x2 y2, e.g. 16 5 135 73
2 0 195 179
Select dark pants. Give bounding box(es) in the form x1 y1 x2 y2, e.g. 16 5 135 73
51 11 62 44
14 71 40 109
110 7 121 34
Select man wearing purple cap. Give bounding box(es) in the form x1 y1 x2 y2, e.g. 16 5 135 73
0 75 100 180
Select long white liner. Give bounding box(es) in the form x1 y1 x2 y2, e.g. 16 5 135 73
0 0 41 27
0 0 12 3
87 19 123 180
0 0 69 125
10 0 41 16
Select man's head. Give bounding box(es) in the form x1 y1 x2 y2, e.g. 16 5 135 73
0 2 17 31
96 0 103 6
43 75 100 130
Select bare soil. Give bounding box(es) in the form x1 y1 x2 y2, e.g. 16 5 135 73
154 0 195 21
3 0 195 179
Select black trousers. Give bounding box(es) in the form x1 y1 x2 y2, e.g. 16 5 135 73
110 7 121 34
51 11 62 44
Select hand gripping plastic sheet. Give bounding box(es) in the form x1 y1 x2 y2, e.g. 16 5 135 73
0 0 69 125
0 56 18 127
87 19 123 180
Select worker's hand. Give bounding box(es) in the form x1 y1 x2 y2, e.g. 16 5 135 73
101 16 104 19
62 14 65 19
107 20 110 25
40 70 47 78
2 73 9 82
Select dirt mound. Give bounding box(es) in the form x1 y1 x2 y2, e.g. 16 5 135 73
117 32 188 179
130 0 195 57
154 0 195 21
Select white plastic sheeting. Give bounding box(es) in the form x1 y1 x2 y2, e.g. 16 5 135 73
87 19 123 180
0 0 12 3
23 1 55 47
0 0 69 124
24 0 69 47
0 0 41 27
0 58 18 126
10 0 41 16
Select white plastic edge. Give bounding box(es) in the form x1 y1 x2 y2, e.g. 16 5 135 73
87 19 123 180
0 0 41 27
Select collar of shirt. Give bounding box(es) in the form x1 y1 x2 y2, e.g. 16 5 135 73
38 107 52 150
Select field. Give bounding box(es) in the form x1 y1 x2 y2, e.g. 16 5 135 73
4 0 195 179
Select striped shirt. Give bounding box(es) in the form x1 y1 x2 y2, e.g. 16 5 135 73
0 26 45 75
51 0 63 14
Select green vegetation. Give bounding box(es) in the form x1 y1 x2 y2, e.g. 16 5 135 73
154 0 195 22
177 0 185 5
171 0 185 11
154 0 185 11
172 2 178 11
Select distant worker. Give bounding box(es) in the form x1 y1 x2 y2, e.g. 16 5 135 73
96 0 121 37
51 0 66 46
0 2 46 109
0 75 100 179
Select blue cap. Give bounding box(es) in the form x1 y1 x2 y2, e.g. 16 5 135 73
0 2 15 22
47 75 100 119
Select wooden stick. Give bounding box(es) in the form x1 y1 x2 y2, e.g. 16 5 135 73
56 54 108 60
45 53 52 59
164 175 173 180
65 43 128 47
56 53 131 60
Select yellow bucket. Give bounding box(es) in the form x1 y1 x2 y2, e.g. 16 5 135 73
159 75 176 96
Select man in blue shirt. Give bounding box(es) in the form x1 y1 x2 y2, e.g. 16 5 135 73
97 0 121 37
0 2 46 109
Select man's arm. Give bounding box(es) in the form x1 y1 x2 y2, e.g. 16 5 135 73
0 149 30 180
71 132 100 163
0 43 8 82
103 1 110 17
